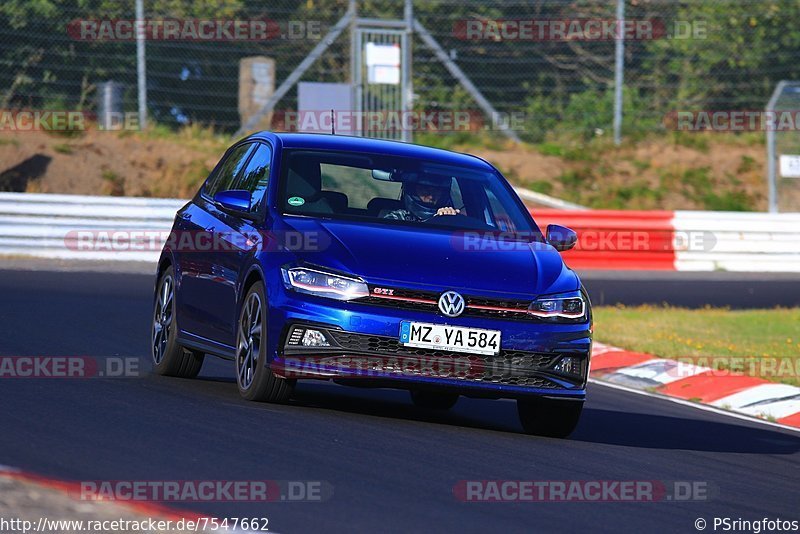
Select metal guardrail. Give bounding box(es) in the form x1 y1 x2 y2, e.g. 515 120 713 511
672 211 800 272
0 193 184 262
513 187 587 211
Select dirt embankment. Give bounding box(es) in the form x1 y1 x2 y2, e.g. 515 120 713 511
470 138 768 210
0 129 770 210
0 129 226 199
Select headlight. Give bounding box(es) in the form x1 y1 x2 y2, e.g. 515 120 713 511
281 266 369 301
528 291 586 321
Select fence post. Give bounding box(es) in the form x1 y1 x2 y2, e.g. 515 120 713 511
765 81 787 213
402 0 413 143
136 0 147 129
613 0 625 146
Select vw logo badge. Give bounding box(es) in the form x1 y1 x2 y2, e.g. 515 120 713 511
438 291 465 317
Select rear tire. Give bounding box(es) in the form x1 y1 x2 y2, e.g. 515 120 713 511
410 390 459 410
151 266 204 378
236 282 294 402
517 398 583 438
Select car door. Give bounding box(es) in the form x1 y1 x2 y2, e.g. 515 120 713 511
201 142 274 346
176 142 256 343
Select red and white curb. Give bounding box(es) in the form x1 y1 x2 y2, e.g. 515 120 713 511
590 342 800 429
0 464 203 521
0 465 264 533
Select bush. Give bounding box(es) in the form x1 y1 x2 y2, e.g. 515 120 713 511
523 86 661 144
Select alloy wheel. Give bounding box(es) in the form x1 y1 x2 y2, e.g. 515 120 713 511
152 274 174 365
237 291 263 391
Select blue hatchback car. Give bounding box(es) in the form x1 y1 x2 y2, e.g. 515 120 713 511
153 132 591 437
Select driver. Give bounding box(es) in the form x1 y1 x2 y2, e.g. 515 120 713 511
383 175 460 221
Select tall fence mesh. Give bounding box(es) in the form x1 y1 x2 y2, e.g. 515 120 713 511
2 0 799 141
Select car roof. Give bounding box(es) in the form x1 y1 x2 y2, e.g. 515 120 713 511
249 132 495 171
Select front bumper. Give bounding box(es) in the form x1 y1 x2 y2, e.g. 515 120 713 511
266 289 591 401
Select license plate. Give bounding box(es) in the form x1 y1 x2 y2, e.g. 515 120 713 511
399 321 501 356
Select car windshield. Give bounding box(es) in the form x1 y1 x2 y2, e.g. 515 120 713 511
279 149 537 235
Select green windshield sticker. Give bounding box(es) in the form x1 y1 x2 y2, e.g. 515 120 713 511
288 197 305 207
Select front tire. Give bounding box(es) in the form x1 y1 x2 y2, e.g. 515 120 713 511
517 398 583 438
410 390 459 410
151 266 204 378
236 282 293 402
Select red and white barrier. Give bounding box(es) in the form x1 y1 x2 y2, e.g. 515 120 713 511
534 209 800 272
534 210 675 270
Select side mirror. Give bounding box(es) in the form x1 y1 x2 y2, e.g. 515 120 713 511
546 224 577 252
214 189 251 213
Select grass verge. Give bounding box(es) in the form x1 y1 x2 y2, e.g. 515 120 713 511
594 305 800 386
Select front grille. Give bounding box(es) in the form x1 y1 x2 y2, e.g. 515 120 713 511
358 286 540 321
313 331 563 388
461 307 527 320
358 296 436 313
328 331 551 365
490 375 562 388
467 297 531 309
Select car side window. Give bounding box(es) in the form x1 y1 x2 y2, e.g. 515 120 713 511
203 143 255 198
235 143 272 213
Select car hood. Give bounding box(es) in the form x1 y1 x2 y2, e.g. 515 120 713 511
279 218 579 297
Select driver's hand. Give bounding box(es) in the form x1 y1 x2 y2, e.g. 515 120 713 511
435 207 461 216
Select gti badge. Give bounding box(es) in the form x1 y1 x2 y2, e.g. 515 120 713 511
438 291 465 317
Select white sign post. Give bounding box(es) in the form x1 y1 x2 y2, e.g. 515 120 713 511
365 43 401 85
779 154 800 178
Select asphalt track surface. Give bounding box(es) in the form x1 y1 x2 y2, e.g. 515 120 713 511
0 269 798 533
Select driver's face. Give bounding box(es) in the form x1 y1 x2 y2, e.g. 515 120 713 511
413 184 446 206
